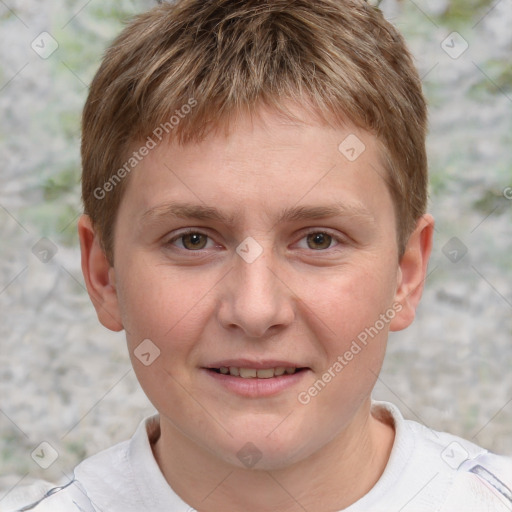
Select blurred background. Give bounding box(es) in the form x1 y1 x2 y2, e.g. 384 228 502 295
0 0 511 497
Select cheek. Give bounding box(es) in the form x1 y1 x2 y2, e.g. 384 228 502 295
293 259 396 406
300 260 398 341
295 270 392 429
117 264 216 409
116 262 215 350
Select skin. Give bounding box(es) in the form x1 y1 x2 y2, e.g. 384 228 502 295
79 105 434 511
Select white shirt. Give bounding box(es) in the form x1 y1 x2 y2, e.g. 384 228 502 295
2 401 511 511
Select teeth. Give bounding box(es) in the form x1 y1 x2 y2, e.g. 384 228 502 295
256 368 275 379
217 366 298 378
239 368 257 378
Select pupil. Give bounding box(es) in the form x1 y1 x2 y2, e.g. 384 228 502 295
308 232 331 250
184 233 206 249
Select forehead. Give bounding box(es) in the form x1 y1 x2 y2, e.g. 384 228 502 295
117 106 394 229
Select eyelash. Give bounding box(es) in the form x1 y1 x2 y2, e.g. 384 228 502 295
166 228 347 253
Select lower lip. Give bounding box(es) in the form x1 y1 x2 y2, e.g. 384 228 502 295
202 368 309 398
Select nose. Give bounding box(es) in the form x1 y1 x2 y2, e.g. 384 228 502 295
217 242 295 339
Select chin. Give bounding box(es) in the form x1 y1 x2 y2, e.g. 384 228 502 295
215 426 317 471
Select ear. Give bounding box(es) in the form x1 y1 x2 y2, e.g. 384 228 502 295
78 214 123 331
389 214 434 332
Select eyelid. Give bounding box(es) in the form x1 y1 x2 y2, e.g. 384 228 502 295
166 227 348 252
295 228 348 250
166 228 218 251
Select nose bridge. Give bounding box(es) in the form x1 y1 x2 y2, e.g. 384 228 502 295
219 237 294 337
237 245 277 298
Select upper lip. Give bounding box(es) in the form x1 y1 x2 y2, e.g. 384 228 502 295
204 359 308 369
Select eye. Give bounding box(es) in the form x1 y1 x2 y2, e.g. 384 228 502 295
297 231 343 251
165 229 345 253
167 230 214 251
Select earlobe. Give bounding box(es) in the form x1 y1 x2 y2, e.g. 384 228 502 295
78 215 124 332
389 214 434 332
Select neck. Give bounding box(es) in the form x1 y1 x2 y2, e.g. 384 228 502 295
153 400 395 512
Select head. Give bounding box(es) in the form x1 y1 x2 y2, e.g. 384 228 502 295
79 0 433 471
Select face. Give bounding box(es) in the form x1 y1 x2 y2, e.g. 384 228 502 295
93 107 419 470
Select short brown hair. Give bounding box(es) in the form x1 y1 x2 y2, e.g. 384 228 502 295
81 0 428 264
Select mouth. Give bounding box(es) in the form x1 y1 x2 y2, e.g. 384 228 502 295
207 366 308 379
202 361 310 397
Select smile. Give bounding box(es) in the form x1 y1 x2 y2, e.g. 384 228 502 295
210 367 303 378
203 366 309 398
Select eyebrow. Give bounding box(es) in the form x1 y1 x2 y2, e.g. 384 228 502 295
141 201 375 227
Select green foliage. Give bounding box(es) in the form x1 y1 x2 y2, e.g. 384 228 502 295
88 1 141 21
439 0 495 27
469 59 512 99
496 64 512 91
473 189 512 215
22 200 81 247
42 167 79 202
64 440 88 460
428 169 449 197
